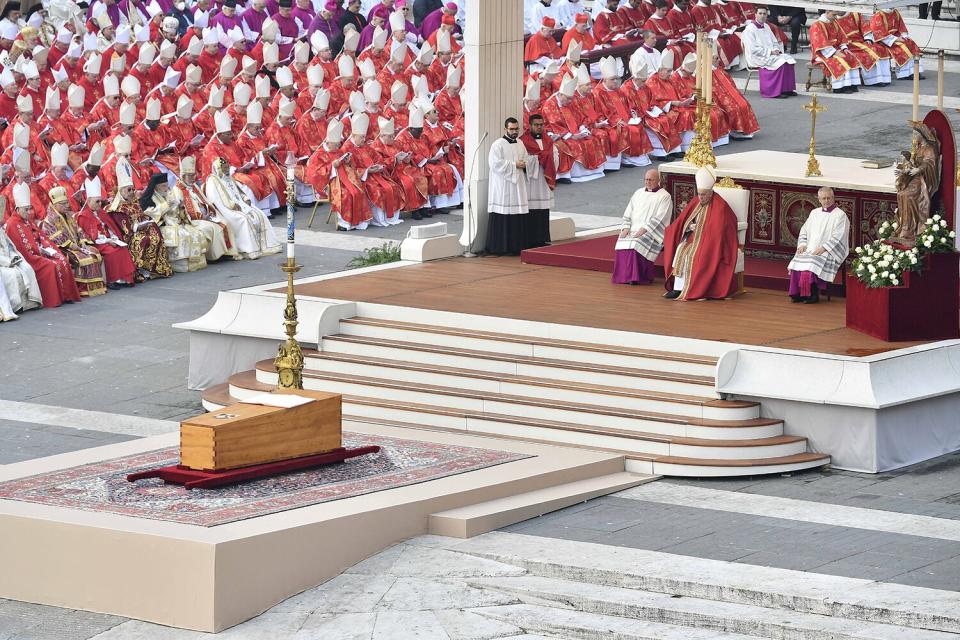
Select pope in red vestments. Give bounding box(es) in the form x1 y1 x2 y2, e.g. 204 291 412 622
663 168 739 301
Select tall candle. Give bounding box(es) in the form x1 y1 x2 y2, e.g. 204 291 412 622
695 35 703 92
912 55 920 121
705 50 713 104
937 50 944 110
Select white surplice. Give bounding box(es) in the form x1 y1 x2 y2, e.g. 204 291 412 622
487 137 530 216
526 138 555 211
787 206 850 281
614 187 674 262
741 21 795 70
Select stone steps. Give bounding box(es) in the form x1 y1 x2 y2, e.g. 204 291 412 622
469 576 957 640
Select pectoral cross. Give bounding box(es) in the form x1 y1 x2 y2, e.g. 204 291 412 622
803 95 826 177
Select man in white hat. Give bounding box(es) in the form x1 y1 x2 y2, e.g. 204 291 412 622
149 40 178 90
371 115 422 222
343 111 404 227
2 97 47 171
433 63 461 126
572 62 625 170
612 168 673 285
203 155 282 259
201 109 282 216
76 175 137 289
593 56 651 167
88 74 121 130
170 156 237 262
140 172 210 273
540 73 606 183
106 161 173 280
4 181 82 307
662 166 739 300
296 89 331 151
396 104 458 218
418 95 464 177
265 96 315 206
304 118 373 231
620 49 682 159
382 80 409 128
485 117 531 256
40 185 107 298
644 49 696 150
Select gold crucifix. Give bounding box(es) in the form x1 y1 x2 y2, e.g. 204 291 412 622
803 95 826 177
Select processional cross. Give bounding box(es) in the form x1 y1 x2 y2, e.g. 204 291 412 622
803 95 826 177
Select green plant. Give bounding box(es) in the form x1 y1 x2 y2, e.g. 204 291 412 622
346 242 401 268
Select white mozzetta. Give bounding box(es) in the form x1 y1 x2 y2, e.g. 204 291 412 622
660 151 897 193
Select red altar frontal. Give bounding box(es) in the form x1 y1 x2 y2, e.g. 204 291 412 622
659 151 898 260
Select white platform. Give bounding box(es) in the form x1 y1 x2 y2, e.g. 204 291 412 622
0 423 634 632
660 151 897 194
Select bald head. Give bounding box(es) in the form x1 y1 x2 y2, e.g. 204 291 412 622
644 169 660 190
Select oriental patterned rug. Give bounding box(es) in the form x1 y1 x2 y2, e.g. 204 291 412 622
0 432 531 527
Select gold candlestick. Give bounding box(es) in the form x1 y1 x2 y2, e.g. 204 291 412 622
683 90 717 168
803 94 825 177
937 50 944 110
273 154 304 390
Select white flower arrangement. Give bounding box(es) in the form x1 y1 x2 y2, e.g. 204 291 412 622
851 212 955 288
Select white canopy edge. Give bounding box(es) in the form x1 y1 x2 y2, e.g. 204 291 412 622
734 0 921 14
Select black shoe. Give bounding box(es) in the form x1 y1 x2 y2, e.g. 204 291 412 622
411 211 423 220
803 288 820 304
851 85 859 92
783 90 798 96
557 177 573 184
789 47 798 55
790 295 803 303
663 290 681 299
421 210 434 218
774 94 788 99
435 207 450 215
107 282 121 290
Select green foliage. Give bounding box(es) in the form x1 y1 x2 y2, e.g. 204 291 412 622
346 242 402 269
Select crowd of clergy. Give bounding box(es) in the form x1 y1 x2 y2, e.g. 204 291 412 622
524 0 923 100
0 0 470 321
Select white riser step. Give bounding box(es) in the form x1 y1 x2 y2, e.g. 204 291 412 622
474 604 761 640
253 370 759 426
469 578 955 640
340 398 784 441
337 323 718 378
302 356 715 406
624 457 830 477
317 339 717 397
341 406 803 461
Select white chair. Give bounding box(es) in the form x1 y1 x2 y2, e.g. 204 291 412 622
714 183 749 296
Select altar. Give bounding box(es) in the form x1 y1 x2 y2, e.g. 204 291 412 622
659 151 898 260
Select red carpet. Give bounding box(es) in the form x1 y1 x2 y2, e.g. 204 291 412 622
521 234 846 295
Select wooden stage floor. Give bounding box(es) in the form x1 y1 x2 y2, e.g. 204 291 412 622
287 257 927 356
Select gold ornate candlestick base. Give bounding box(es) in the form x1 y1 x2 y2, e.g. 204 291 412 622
683 95 716 168
274 260 304 389
803 95 825 177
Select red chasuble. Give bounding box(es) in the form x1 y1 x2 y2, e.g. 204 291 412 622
662 194 739 300
834 13 885 70
809 19 861 80
76 206 137 284
304 145 372 227
591 83 653 158
619 78 682 152
372 137 428 211
540 94 606 174
4 214 81 307
396 129 458 197
868 10 920 66
671 70 730 141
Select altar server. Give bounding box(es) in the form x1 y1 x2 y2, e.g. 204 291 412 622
612 169 672 285
486 117 530 256
519 113 555 250
662 167 738 300
787 187 850 304
741 7 797 99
